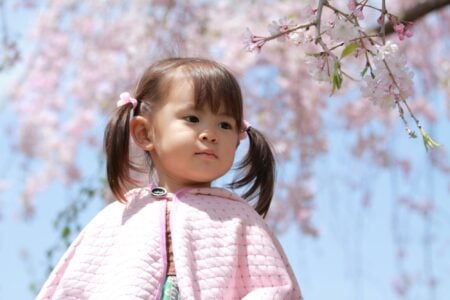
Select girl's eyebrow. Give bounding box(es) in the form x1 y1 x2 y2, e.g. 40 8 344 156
217 112 234 118
178 102 233 118
177 102 197 111
178 103 205 113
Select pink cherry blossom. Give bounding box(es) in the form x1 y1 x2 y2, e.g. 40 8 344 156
243 28 266 52
267 17 300 42
305 54 335 81
362 41 414 109
326 17 360 43
347 0 364 20
394 22 413 41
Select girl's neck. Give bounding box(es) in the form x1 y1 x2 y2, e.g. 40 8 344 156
153 177 212 194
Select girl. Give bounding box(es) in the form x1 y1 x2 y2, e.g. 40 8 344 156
37 57 302 299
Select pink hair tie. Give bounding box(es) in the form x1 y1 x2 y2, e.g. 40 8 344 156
239 120 251 140
117 92 138 109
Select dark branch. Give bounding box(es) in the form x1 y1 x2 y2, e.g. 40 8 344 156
374 0 450 35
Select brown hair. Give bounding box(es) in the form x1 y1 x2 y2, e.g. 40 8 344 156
104 57 275 217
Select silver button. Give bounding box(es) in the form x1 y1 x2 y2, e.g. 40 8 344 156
151 187 167 197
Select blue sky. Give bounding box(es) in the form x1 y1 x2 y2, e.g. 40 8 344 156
1 4 450 300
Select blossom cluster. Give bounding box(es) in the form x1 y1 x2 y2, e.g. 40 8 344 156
326 17 360 44
389 15 414 41
244 0 440 151
362 41 414 109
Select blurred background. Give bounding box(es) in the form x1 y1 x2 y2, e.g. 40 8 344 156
1 0 449 299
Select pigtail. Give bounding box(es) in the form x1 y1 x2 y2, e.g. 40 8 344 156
231 127 275 218
104 105 140 202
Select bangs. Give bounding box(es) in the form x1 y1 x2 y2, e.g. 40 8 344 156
180 60 243 126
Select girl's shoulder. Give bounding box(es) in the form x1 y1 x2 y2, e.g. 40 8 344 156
184 187 245 203
180 187 265 221
86 187 156 225
123 186 153 205
99 187 154 211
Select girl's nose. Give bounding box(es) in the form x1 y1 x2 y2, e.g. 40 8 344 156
199 131 218 143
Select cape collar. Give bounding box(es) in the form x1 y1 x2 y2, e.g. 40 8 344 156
143 184 244 203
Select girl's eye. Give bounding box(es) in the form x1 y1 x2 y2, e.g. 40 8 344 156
185 115 199 123
219 122 233 130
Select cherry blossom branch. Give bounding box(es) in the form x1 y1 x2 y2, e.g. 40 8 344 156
315 0 326 41
322 1 355 23
244 21 315 52
382 59 419 129
328 34 378 52
379 0 387 44
395 99 416 138
383 59 440 150
314 0 336 58
269 22 316 42
244 0 441 150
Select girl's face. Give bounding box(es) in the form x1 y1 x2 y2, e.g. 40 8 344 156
148 75 240 192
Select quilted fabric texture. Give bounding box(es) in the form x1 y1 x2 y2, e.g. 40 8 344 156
37 187 302 300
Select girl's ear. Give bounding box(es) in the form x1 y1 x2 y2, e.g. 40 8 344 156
130 116 154 151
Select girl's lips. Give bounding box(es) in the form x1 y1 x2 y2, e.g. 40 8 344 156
195 151 218 159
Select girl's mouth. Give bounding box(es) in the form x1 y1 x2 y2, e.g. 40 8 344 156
195 150 218 159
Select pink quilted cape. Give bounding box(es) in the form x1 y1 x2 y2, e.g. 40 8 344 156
37 187 302 299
